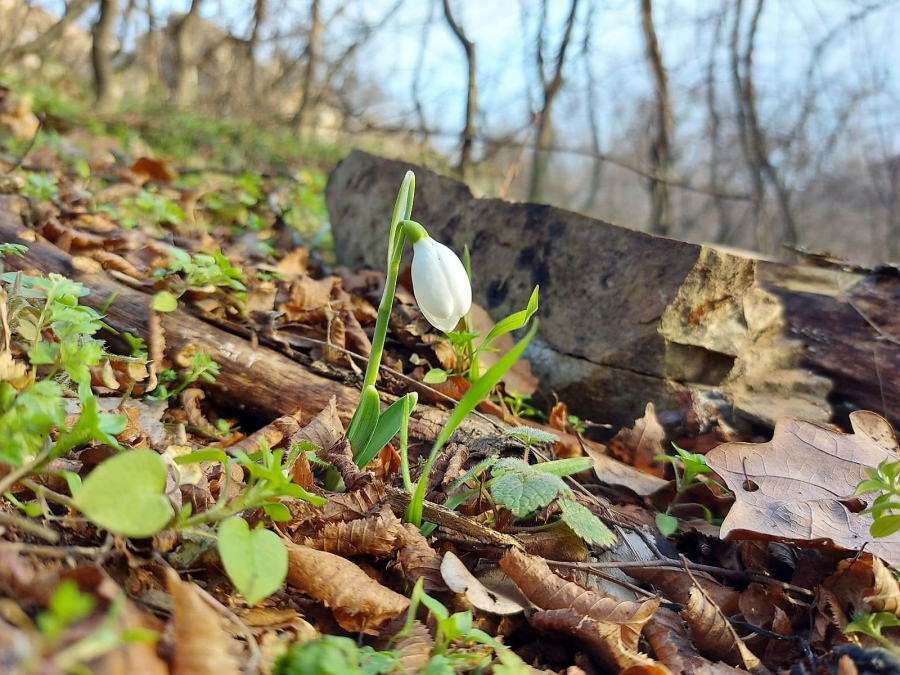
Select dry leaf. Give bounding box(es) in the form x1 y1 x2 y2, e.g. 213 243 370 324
441 552 528 615
866 555 900 616
500 548 659 651
645 608 747 675
706 413 900 564
527 608 672 674
130 156 177 183
289 396 344 453
681 584 768 673
285 542 409 634
396 523 448 592
395 621 434 673
585 443 669 497
166 568 242 675
306 504 402 558
607 403 668 478
626 567 740 616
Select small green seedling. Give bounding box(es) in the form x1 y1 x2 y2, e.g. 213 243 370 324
844 611 900 655
653 444 723 536
856 459 900 538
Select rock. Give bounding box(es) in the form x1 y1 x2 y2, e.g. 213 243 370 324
326 150 831 431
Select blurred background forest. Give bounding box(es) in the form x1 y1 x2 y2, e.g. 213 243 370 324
1 0 898 263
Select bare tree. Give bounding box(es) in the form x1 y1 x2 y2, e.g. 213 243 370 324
248 0 266 92
639 0 674 236
92 0 119 111
442 0 477 178
730 0 796 253
579 0 604 214
0 0 95 69
172 0 203 106
293 0 323 133
528 0 579 203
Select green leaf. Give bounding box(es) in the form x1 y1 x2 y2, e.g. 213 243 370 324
406 320 539 527
151 291 179 313
532 456 593 477
423 368 449 384
173 449 229 465
264 502 293 522
558 499 617 547
503 426 559 444
348 385 381 464
355 392 417 469
218 517 287 606
477 286 539 355
73 450 173 537
53 383 125 456
656 513 679 537
871 514 900 538
491 472 560 518
0 379 65 466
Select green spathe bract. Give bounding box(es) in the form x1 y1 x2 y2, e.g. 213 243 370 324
73 450 173 537
217 516 288 606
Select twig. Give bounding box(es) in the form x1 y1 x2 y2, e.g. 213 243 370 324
194 584 262 675
0 511 59 543
549 558 815 599
0 541 102 557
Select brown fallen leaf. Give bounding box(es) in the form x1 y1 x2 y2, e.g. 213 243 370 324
166 568 242 675
584 444 669 497
644 608 747 675
285 541 409 634
289 395 344 455
305 504 402 558
500 548 659 651
866 555 900 617
130 156 177 183
680 582 768 674
395 621 435 673
527 608 672 674
607 403 669 478
705 412 900 564
626 567 740 617
396 523 448 592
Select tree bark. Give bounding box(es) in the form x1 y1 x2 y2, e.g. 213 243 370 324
92 0 119 111
442 0 477 179
639 0 674 237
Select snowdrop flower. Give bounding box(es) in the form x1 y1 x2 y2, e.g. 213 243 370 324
404 221 472 332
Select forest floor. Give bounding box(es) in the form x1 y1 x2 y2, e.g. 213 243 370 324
0 85 899 675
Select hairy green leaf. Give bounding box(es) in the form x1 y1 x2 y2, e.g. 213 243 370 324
491 472 560 518
558 499 616 547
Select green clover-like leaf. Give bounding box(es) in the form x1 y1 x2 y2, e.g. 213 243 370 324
218 516 287 606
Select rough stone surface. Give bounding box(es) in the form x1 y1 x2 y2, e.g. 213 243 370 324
326 150 831 430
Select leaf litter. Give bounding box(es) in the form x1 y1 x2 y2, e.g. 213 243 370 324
1 111 900 675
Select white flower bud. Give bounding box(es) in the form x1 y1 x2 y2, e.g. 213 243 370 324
410 236 472 332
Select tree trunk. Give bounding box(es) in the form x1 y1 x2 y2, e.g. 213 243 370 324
293 0 323 134
442 0 477 179
639 0 673 237
0 0 94 69
92 0 119 111
172 0 203 106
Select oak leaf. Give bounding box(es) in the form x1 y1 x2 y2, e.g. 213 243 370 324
705 413 900 564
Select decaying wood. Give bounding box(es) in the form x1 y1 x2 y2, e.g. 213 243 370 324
327 151 900 430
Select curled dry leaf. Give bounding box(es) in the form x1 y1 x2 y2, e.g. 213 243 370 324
305 504 402 558
500 548 659 651
395 620 434 673
396 523 448 592
527 608 672 675
680 583 768 674
644 608 747 675
606 403 669 478
867 555 900 616
181 387 215 434
706 413 900 564
166 568 242 675
440 552 529 615
626 567 740 617
289 395 344 453
285 541 409 634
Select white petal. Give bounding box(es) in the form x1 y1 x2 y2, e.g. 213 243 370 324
411 238 472 332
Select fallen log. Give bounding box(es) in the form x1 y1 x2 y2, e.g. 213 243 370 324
326 150 898 430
